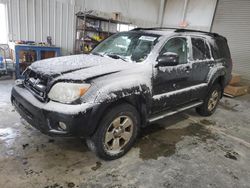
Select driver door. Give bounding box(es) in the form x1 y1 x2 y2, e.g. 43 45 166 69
152 36 193 113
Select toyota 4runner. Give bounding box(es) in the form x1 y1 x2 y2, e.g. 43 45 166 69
11 28 232 160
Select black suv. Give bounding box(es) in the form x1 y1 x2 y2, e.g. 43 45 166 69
11 28 232 160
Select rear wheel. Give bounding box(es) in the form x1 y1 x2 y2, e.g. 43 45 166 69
86 103 139 160
196 84 222 116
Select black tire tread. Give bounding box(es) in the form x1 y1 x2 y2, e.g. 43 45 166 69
196 84 222 116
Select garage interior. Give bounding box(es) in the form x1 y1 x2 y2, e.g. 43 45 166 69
0 0 250 187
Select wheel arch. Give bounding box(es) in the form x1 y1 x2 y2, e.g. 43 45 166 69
207 68 227 97
88 94 150 137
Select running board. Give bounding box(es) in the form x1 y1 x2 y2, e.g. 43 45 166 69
148 101 203 123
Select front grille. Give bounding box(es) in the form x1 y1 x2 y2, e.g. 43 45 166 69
23 69 49 102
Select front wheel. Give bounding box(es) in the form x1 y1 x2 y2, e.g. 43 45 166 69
196 84 222 116
86 103 140 160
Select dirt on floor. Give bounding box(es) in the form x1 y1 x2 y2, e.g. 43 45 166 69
0 79 250 188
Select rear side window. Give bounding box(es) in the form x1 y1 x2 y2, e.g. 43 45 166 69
212 37 231 59
191 38 211 60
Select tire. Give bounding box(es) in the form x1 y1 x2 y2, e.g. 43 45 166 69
196 84 222 116
86 103 140 160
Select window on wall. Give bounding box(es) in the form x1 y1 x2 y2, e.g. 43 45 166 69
0 3 8 44
117 24 137 32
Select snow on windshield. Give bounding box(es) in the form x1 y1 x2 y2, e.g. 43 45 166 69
92 32 160 63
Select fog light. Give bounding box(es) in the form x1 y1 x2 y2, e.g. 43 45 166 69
58 122 67 131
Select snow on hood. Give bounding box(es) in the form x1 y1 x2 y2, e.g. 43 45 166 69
55 60 137 81
30 54 129 76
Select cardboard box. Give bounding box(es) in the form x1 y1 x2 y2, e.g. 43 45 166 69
224 84 248 97
112 12 121 21
229 74 241 85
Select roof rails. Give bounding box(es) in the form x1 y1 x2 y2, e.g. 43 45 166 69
132 27 219 37
132 27 178 31
175 28 219 37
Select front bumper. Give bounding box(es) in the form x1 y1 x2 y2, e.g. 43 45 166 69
11 85 99 137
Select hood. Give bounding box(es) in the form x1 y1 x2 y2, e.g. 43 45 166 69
30 54 136 80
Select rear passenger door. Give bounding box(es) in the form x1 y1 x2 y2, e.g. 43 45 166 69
189 37 213 99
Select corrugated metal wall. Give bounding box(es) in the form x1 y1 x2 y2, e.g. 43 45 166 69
212 0 250 80
163 0 217 31
7 0 75 55
6 0 161 55
75 0 161 27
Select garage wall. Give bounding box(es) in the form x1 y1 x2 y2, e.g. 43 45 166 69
75 0 161 27
6 0 161 55
211 0 250 80
162 0 217 31
5 0 218 55
7 0 75 55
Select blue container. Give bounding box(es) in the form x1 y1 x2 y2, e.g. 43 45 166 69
0 56 3 68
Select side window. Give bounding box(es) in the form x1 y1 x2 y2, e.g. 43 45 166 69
160 37 188 64
212 38 231 59
191 38 211 60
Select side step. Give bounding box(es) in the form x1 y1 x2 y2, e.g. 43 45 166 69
148 101 203 123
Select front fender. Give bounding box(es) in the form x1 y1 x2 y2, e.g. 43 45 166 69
94 83 152 128
94 83 152 104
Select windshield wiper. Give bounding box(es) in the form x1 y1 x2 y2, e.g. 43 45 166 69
105 54 127 62
91 52 104 57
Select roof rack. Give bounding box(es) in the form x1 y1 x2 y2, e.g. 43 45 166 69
132 27 178 31
132 27 219 37
175 28 219 37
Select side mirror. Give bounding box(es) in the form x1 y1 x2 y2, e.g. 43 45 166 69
156 52 179 67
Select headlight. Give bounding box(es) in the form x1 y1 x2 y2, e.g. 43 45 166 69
48 82 90 103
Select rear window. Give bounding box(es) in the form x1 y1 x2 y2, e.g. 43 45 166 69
211 37 231 59
191 38 211 60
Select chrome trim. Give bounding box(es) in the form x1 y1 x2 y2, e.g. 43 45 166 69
153 83 208 100
149 101 203 122
49 129 68 134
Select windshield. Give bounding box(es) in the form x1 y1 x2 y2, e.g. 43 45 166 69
92 32 160 62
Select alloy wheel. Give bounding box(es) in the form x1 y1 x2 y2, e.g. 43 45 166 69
208 90 219 111
104 115 134 154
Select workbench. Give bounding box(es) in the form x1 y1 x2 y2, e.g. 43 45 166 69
9 42 61 78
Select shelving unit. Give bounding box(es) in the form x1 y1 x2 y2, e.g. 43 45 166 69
74 12 131 54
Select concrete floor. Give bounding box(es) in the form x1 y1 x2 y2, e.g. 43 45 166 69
0 79 250 188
